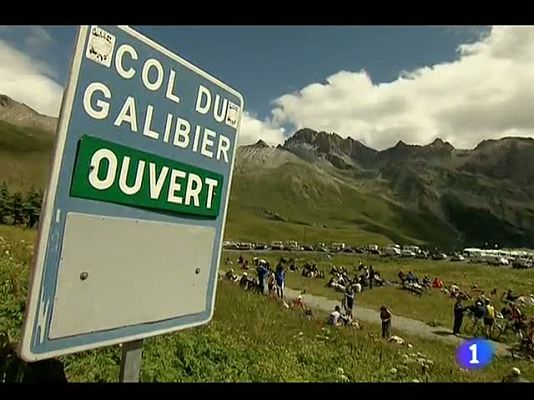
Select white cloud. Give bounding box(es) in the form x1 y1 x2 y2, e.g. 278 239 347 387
238 112 285 147
25 26 54 55
271 26 534 150
0 37 63 117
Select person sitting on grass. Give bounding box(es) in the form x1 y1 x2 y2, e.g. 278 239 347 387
432 277 444 289
239 272 251 289
225 268 238 281
328 305 349 327
398 270 406 284
503 289 520 305
502 368 530 383
289 261 299 272
292 295 305 309
373 271 384 287
380 306 392 339
406 271 416 283
422 275 431 288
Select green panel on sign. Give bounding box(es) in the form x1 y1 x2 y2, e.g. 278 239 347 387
71 135 224 218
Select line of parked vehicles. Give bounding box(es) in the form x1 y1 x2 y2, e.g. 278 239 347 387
223 241 447 259
222 240 534 269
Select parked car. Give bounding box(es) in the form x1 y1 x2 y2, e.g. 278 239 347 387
401 249 416 258
486 255 509 266
416 251 429 259
254 243 268 250
450 254 465 262
331 243 346 252
285 241 301 251
237 242 253 250
223 240 239 250
271 241 284 250
354 247 365 254
343 246 355 253
302 244 314 251
431 253 448 260
384 246 401 256
316 243 328 252
512 258 533 269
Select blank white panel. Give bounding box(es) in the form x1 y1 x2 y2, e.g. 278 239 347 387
49 212 215 339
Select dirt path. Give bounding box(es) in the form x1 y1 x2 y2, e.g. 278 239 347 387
282 286 511 356
219 269 512 356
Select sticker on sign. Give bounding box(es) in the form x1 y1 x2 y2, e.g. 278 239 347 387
19 25 244 361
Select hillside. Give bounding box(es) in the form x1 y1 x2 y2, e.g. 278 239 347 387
1 93 534 248
0 120 54 191
0 95 57 134
227 130 534 248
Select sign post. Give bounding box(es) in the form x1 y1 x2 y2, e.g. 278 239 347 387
19 25 244 366
119 340 144 382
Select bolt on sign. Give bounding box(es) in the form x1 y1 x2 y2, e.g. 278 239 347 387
19 26 244 361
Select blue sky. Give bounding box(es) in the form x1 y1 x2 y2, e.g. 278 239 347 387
0 25 488 119
3 26 534 149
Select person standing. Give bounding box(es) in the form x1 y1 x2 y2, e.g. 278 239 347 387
275 264 286 300
484 299 495 338
453 297 466 336
257 261 268 295
380 306 392 339
369 266 375 289
344 286 355 319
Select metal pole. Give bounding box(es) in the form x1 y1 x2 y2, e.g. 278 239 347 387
119 339 143 382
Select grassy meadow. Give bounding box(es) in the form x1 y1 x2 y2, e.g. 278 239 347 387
1 227 533 382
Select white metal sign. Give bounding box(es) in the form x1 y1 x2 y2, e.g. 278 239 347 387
20 25 244 361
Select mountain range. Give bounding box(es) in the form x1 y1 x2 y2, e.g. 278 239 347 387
1 94 534 249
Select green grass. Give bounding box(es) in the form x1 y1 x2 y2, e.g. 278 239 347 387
222 250 534 335
53 282 534 382
1 225 533 382
0 225 36 266
0 121 54 191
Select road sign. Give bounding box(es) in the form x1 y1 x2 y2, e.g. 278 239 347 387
20 25 244 361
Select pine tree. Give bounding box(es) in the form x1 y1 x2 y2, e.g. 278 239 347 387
9 192 25 226
23 187 42 228
0 182 9 223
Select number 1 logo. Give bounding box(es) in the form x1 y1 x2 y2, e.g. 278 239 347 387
457 339 493 369
468 343 480 364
